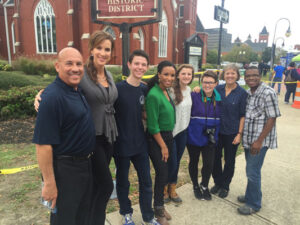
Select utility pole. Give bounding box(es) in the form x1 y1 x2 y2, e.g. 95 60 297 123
217 0 225 68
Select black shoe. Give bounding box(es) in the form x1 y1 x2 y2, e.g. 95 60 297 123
193 186 203 200
210 185 221 194
218 188 229 198
200 185 212 200
237 195 246 203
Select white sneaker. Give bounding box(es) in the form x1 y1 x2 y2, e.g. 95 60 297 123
122 213 135 225
141 218 161 225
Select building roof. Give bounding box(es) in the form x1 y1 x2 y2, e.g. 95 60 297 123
260 26 268 35
196 15 205 32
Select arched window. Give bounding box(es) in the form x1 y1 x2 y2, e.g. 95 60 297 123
104 26 116 40
158 11 168 57
34 0 57 53
138 28 144 50
11 22 16 54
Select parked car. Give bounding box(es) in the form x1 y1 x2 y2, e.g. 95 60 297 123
249 61 259 67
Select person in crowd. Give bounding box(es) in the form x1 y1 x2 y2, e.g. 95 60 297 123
33 47 95 225
271 62 285 95
187 71 221 201
284 62 300 104
297 64 300 75
146 61 176 225
210 64 248 198
34 31 117 225
114 50 160 225
258 60 264 75
237 66 280 215
164 64 194 204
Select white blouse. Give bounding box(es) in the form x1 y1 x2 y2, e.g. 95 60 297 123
170 86 192 137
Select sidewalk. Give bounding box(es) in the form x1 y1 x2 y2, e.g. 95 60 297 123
106 94 300 225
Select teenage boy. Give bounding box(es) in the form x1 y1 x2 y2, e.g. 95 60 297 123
114 50 160 225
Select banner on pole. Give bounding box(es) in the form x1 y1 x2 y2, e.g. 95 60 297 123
97 0 157 18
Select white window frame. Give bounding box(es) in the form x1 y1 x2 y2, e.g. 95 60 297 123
104 26 116 40
179 5 184 18
34 0 57 54
11 22 16 53
158 11 168 58
138 28 144 50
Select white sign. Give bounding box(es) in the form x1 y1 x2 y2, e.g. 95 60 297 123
190 46 202 56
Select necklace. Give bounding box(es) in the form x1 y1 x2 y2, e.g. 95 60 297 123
97 75 107 82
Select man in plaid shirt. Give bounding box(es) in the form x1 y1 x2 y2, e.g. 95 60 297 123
237 66 281 215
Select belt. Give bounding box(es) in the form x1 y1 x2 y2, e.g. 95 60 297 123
54 152 93 161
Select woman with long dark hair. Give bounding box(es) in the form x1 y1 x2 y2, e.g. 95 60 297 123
146 61 176 225
164 64 194 204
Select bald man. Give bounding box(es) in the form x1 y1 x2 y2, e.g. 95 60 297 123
33 47 95 225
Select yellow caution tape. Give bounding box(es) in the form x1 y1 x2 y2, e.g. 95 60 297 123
0 164 38 175
264 80 298 84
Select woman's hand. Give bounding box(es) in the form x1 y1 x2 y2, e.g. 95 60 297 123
232 133 241 145
161 146 169 162
34 89 44 112
193 86 201 93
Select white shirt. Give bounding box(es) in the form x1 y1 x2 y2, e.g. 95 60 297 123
170 86 192 137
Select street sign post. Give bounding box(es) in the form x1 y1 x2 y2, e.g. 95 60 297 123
214 6 229 24
91 0 162 76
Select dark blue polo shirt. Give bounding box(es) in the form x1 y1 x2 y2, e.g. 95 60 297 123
33 76 95 156
216 84 248 135
114 80 148 157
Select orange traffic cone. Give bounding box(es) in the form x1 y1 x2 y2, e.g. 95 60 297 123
292 81 300 109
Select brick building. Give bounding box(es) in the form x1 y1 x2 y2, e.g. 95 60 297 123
0 0 207 70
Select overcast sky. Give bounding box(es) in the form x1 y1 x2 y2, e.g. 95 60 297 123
197 0 299 52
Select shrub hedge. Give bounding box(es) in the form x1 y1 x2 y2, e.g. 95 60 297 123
0 71 34 90
0 86 43 120
13 57 56 75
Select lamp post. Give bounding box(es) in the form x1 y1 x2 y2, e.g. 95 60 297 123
269 18 291 83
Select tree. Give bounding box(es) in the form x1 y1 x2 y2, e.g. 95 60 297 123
206 50 218 64
222 44 258 64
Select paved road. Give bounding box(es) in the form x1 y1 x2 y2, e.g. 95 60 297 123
106 93 300 225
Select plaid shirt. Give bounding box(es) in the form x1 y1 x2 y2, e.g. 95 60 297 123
243 82 281 149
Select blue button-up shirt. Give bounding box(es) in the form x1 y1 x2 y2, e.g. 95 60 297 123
216 84 248 135
33 76 95 156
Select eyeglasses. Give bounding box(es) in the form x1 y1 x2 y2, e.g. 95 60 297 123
202 81 216 85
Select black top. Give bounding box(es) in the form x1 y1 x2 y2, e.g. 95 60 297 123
33 76 95 156
114 80 148 157
216 84 248 135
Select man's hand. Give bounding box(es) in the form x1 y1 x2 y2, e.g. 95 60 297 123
34 89 44 112
250 139 263 155
42 180 58 209
232 133 241 145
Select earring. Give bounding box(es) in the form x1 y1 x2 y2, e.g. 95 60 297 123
90 55 94 60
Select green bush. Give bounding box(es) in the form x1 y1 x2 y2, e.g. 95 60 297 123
13 57 56 75
0 86 43 120
202 63 217 69
0 71 34 90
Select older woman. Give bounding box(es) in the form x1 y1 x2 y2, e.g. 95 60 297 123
211 64 247 198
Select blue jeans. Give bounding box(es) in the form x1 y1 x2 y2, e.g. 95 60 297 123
168 129 187 184
271 77 282 93
115 152 154 222
244 146 268 211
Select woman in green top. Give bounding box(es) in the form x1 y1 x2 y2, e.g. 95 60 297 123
146 60 176 225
